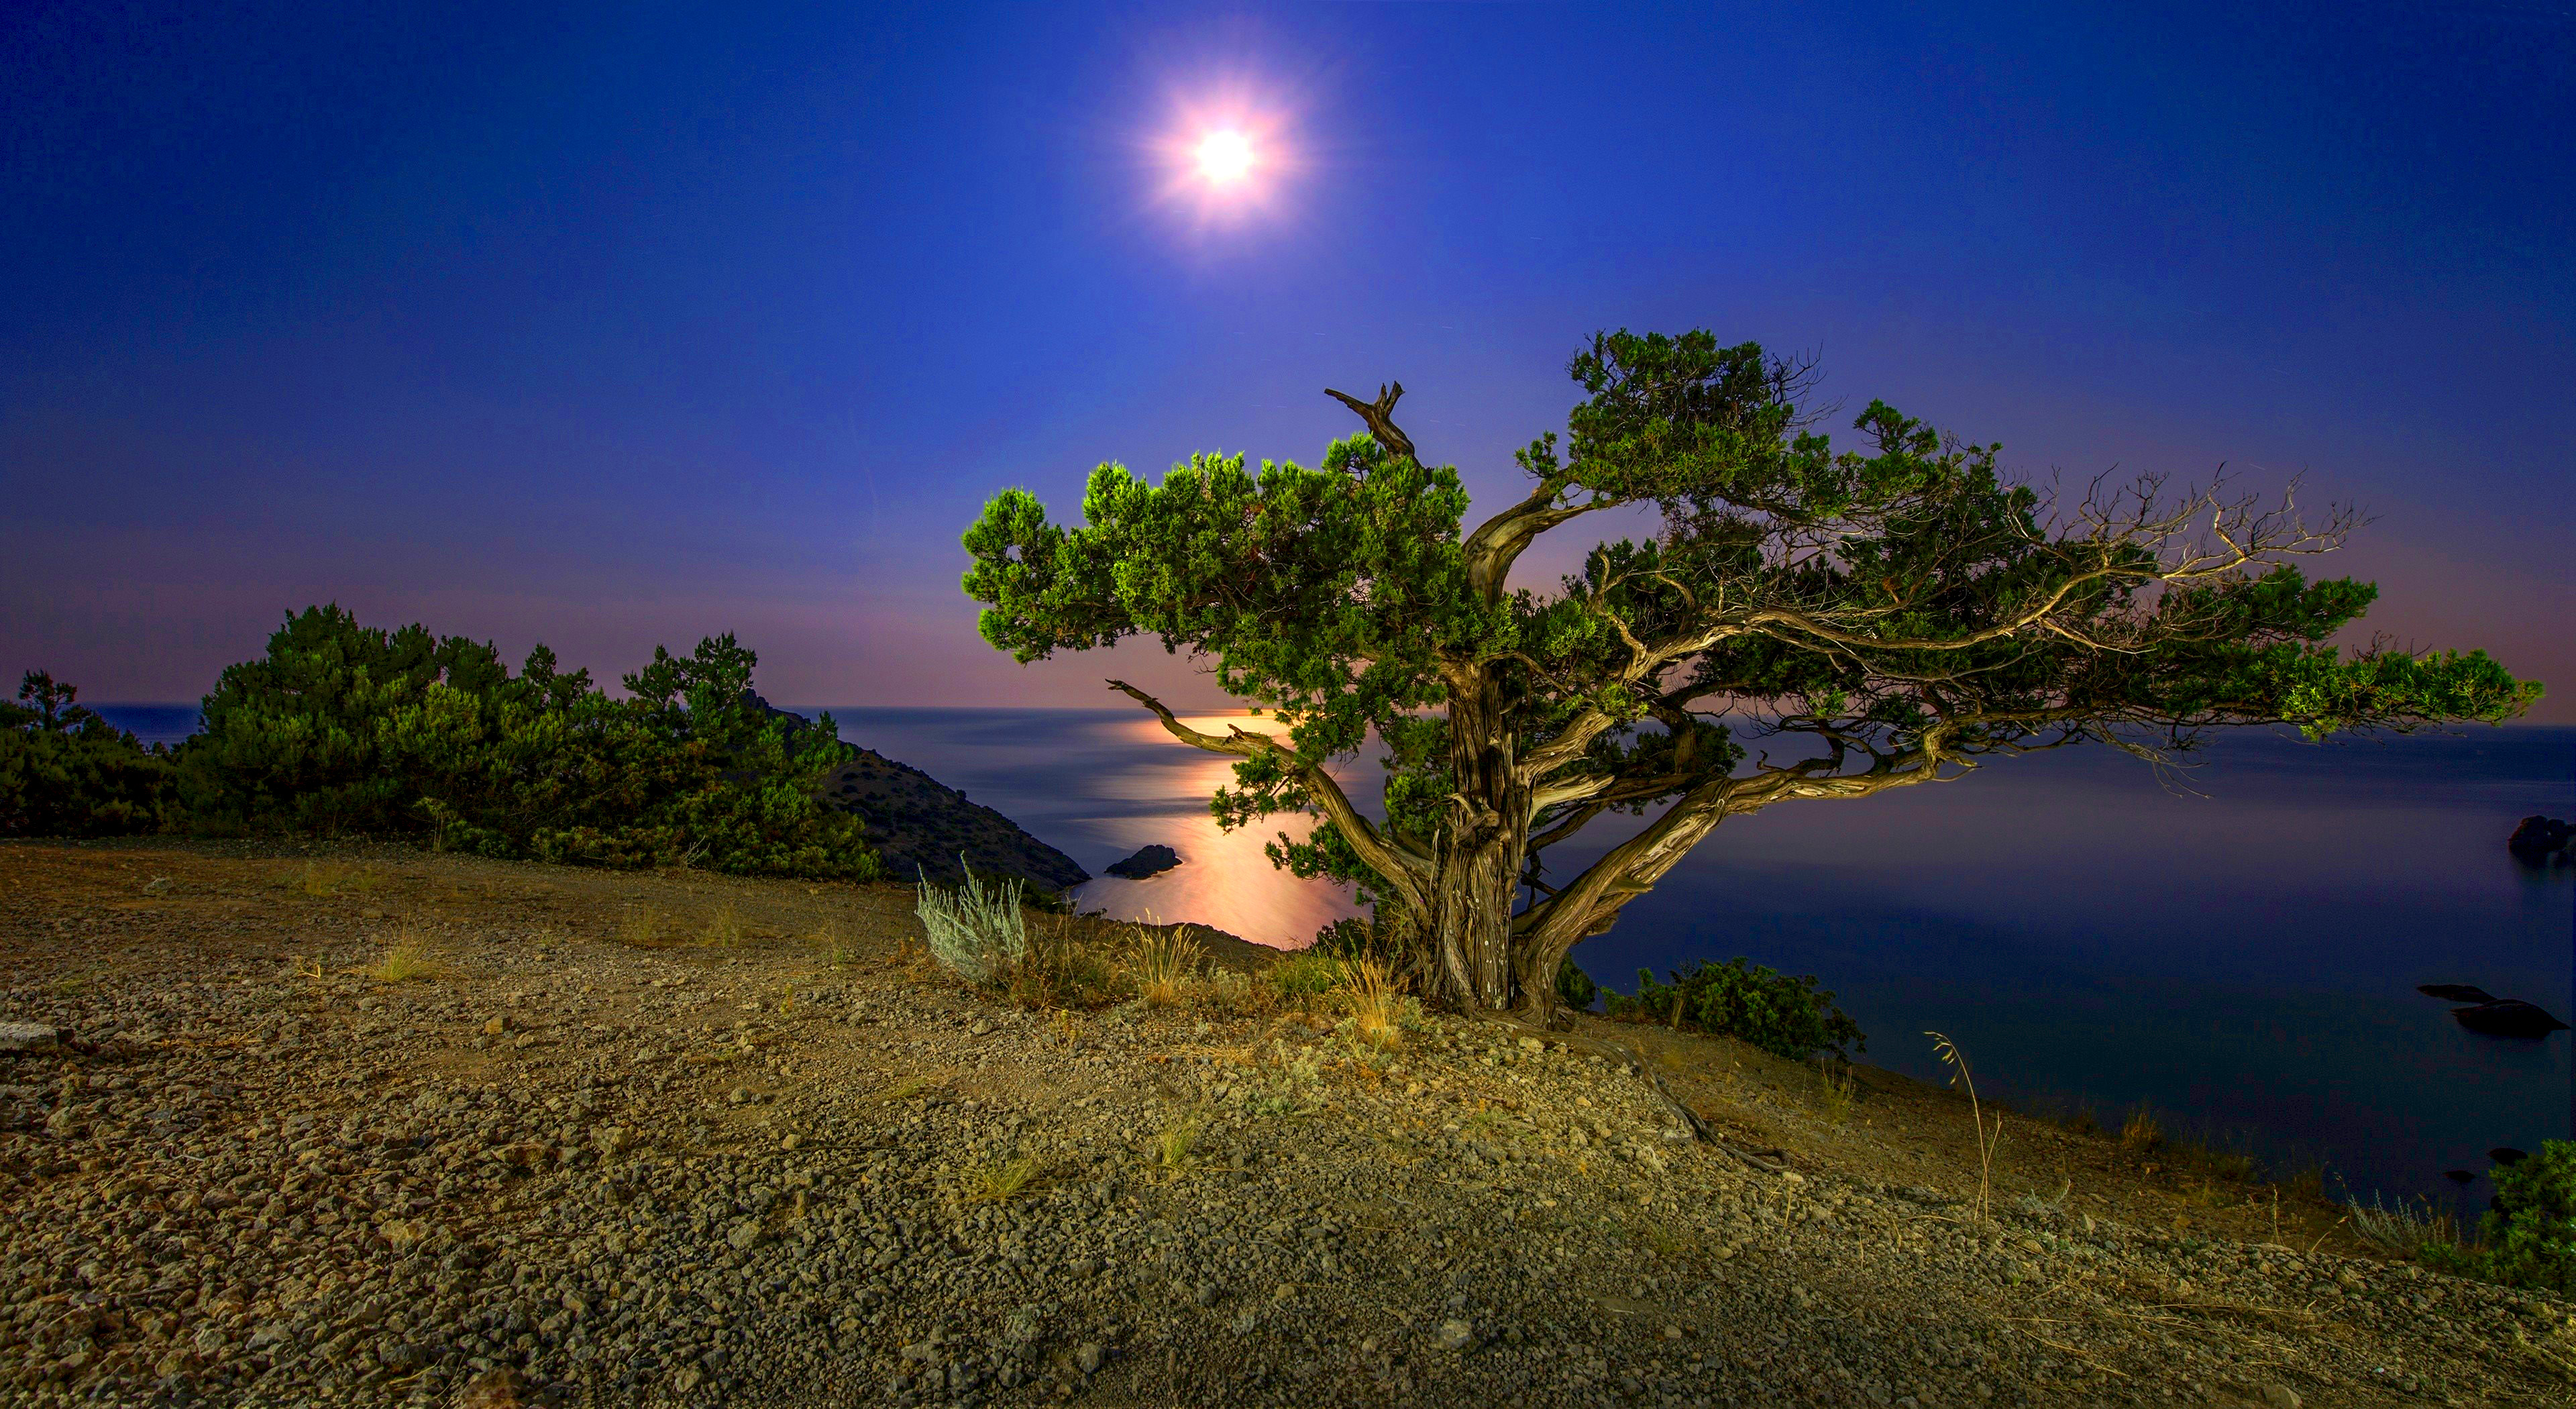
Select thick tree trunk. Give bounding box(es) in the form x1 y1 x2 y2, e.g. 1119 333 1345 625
1426 676 1532 1011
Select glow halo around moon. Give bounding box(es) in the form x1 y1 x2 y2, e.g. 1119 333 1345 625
1145 87 1300 228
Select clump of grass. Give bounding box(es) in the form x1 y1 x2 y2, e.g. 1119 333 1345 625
2121 1103 2165 1152
1197 968 1276 1020
958 1151 1046 1204
366 929 445 983
2012 1177 2073 1217
1146 1116 1201 1179
1334 959 1405 1049
1130 927 1203 1008
1267 950 1351 1005
916 866 1026 983
811 920 855 968
2349 1192 2457 1254
1811 1058 1858 1126
1927 1031 2003 1224
702 902 745 949
1001 915 1121 1010
614 906 665 948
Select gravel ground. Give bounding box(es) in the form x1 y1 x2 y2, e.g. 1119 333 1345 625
3 841 2571 1409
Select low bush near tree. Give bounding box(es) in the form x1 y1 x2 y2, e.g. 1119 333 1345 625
1605 955 1864 1059
2430 1141 2576 1292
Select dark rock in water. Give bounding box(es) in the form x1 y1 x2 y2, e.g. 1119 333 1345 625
1104 844 1183 880
2490 1147 2530 1166
818 748 1089 892
2417 983 2498 1004
2450 999 2572 1039
2508 815 2574 862
2445 1169 2475 1185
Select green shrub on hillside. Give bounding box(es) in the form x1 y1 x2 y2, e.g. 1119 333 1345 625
2430 1141 2576 1292
1605 956 1865 1059
175 605 880 880
0 672 174 836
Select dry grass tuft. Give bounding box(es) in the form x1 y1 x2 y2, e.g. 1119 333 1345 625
958 1151 1046 1204
1811 1058 1858 1126
366 930 445 983
614 906 665 948
1335 959 1405 1049
702 902 745 949
1002 916 1120 1010
2121 1104 2165 1151
2348 1192 2455 1253
810 920 856 968
1130 926 1204 1008
1146 1116 1202 1178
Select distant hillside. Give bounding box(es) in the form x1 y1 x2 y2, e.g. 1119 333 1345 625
818 747 1090 892
738 694 1087 892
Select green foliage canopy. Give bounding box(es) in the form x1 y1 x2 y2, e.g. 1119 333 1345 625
0 672 175 837
964 330 2538 1010
44 603 888 879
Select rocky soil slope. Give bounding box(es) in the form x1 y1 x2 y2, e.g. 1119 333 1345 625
2 841 2569 1408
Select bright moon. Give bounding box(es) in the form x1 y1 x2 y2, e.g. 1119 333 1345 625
1195 129 1254 185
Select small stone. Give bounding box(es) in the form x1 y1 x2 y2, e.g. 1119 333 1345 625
969 1019 994 1037
0 1023 67 1053
780 1133 802 1152
729 1219 763 1251
1074 1343 1104 1375
592 1125 632 1156
2259 1386 2302 1409
1432 1318 1474 1352
482 1016 508 1036
192 1325 227 1358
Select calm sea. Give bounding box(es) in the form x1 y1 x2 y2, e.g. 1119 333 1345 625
96 702 2575 1205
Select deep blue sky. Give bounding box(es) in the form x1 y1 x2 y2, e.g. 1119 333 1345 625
5 1 2569 719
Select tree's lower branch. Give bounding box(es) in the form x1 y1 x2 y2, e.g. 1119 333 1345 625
1105 680 1430 913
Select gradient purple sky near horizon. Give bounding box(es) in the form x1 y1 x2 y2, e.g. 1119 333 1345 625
5 3 2570 721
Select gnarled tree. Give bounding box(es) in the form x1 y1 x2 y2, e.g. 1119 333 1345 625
962 331 2538 1018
